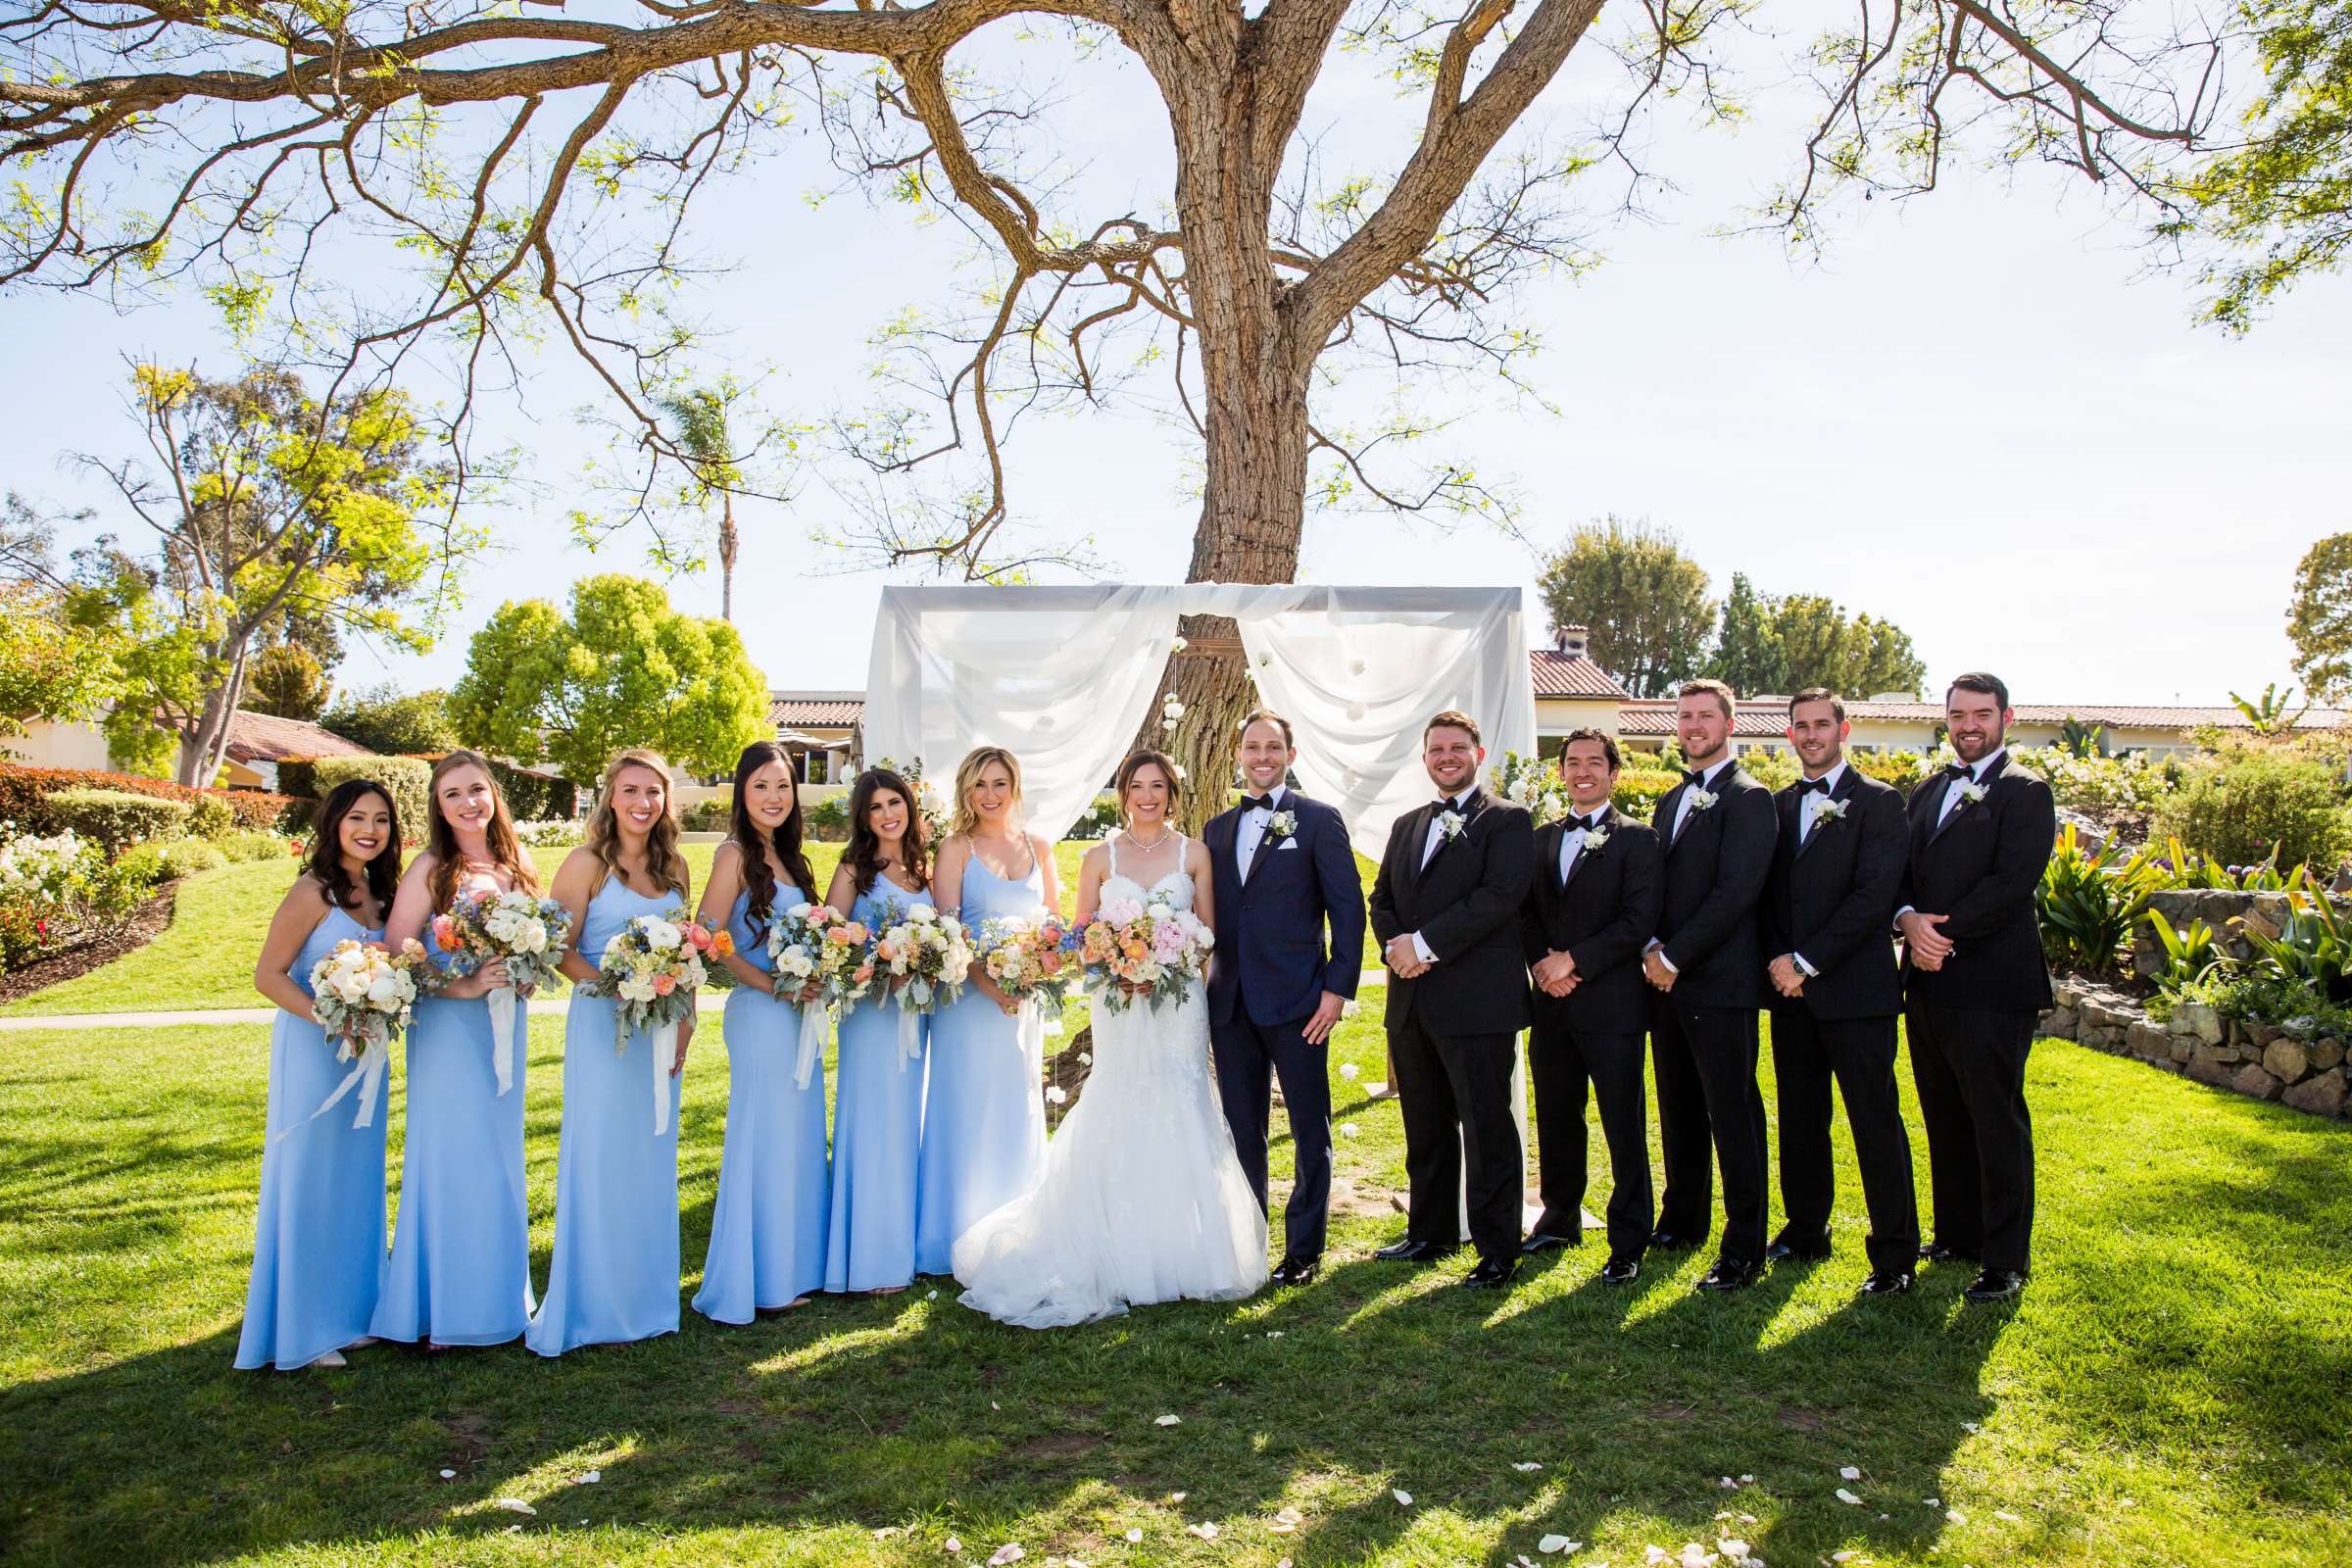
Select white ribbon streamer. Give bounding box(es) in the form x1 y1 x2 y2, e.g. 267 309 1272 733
793 999 828 1091
651 1017 678 1137
896 1003 922 1071
486 985 518 1097
1016 999 1046 1085
282 1036 389 1142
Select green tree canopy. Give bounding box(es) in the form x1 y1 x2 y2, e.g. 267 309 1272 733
0 580 122 737
243 644 330 721
451 575 768 787
1700 578 1929 699
2287 533 2352 702
1536 519 1716 699
319 684 461 756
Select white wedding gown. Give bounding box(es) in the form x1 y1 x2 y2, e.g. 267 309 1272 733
954 845 1270 1329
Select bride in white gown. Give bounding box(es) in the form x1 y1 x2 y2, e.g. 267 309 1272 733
954 750 1270 1329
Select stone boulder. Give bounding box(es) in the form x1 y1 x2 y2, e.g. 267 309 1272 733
2263 1038 2312 1084
2282 1068 2349 1118
2311 1038 2346 1074
2232 1063 2284 1101
2126 1021 2172 1060
2187 1045 2237 1087
2167 1003 2225 1046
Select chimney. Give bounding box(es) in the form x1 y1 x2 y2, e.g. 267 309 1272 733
1553 623 1589 658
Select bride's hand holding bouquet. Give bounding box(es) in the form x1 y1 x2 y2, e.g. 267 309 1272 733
1073 892 1214 1013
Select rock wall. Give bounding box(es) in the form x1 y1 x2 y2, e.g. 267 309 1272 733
2041 978 2350 1120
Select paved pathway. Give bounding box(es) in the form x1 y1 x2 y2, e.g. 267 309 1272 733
0 969 1399 1031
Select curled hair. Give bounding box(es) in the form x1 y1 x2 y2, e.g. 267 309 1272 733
309 778 403 917
424 749 540 911
845 767 932 898
1113 749 1183 821
950 745 1024 840
583 748 690 899
728 741 817 945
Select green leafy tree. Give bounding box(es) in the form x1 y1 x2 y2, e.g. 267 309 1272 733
1537 519 1715 699
1702 581 1927 698
243 644 330 721
451 575 767 786
1706 573 1782 698
0 581 121 736
2288 533 2352 701
49 364 480 785
1845 614 1928 698
319 684 461 756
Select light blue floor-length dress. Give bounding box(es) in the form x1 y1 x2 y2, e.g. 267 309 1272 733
235 904 388 1370
526 877 686 1355
822 877 932 1293
693 881 832 1321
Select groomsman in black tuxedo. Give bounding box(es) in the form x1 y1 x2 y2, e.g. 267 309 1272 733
1760 688 1920 1296
1519 728 1663 1284
1642 679 1778 1292
1896 672 2056 1304
1369 710 1535 1290
1204 709 1368 1288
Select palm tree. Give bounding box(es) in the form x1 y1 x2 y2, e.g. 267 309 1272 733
656 385 743 620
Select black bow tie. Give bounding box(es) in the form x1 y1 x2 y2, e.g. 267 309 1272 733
1570 811 1605 832
1437 797 1468 815
1244 795 1276 813
1683 768 1711 788
1943 763 1975 781
1797 776 1833 796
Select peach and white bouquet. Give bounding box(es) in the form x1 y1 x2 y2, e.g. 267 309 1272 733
765 901 876 1088
590 908 732 1134
978 908 1075 1009
298 938 430 1134
870 900 973 1067
1073 893 1214 1013
431 888 572 1095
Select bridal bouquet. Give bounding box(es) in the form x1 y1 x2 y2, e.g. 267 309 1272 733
1073 893 1214 1013
870 900 973 1067
977 909 1074 1008
431 888 573 1096
765 901 876 1088
296 938 430 1136
591 909 732 1134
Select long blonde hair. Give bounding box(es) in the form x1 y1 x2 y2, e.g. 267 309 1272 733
582 748 690 899
950 745 1024 839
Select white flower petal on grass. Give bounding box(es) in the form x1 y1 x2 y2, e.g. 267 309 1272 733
988 1544 1026 1566
1994 1510 2024 1523
1718 1540 1749 1558
439 1469 457 1480
1340 1123 1360 1139
1393 1489 1413 1507
1124 1528 1144 1544
1679 1544 1711 1568
492 1498 537 1515
1945 1508 1967 1525
1740 1473 1755 1483
1339 1062 1360 1079
1538 1539 1578 1557
945 1536 964 1555
1185 1523 1219 1540
1923 1496 1940 1506
927 1290 939 1300
1511 1461 1544 1473
572 1471 601 1485
1962 1421 1981 1434
1275 1507 1304 1525
1718 1477 1738 1490
1839 1466 1862 1481
1154 1414 1182 1427
1833 1553 1860 1564
1836 1488 1864 1505
1265 1331 1284 1340
875 1527 903 1540
1169 1492 1187 1503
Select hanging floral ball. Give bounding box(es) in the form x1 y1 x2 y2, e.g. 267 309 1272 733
1162 700 1186 719
1346 702 1366 720
1161 718 1178 732
1170 636 1189 653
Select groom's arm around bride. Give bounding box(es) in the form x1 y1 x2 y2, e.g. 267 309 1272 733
1206 710 1369 1286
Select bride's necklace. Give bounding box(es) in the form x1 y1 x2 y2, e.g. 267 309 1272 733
1121 825 1172 852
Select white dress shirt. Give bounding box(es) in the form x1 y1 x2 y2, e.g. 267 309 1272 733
1653 760 1734 973
1557 806 1608 884
1235 783 1289 880
1787 760 1848 978
1408 788 1478 965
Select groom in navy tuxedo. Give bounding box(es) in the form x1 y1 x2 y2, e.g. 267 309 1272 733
1205 709 1368 1288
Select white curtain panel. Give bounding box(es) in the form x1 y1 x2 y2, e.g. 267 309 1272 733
863 582 1535 854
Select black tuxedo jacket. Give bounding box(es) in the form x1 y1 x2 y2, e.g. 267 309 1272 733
1649 761 1778 1009
1761 767 1907 1020
1520 806 1663 1035
1897 753 2058 1012
1369 788 1535 1036
1203 789 1367 1028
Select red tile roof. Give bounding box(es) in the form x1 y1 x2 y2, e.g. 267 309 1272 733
226 710 377 762
1529 650 1630 699
1613 699 2348 737
769 694 865 726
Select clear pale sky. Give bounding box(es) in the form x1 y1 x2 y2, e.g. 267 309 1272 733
2 9 2344 710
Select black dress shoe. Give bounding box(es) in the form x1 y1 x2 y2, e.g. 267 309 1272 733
1918 1241 1976 1264
1462 1256 1518 1290
1695 1256 1763 1292
1270 1254 1319 1287
1766 1234 1832 1262
1521 1231 1580 1255
1599 1254 1642 1286
1648 1228 1701 1252
1962 1268 2026 1303
1373 1239 1460 1264
1859 1268 1914 1296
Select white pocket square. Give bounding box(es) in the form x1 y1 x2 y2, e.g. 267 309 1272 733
1278 839 1300 850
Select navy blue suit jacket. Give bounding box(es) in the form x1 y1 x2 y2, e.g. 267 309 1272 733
1204 789 1368 1029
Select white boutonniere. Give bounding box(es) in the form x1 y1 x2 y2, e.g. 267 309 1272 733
1436 810 1468 842
1815 798 1848 822
1956 780 1986 809
1581 826 1611 853
1687 787 1718 813
1266 809 1298 842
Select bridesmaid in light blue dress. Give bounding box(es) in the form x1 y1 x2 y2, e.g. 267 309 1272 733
823 765 935 1294
692 740 831 1321
371 751 543 1348
237 779 403 1371
527 748 696 1356
915 747 1057 1275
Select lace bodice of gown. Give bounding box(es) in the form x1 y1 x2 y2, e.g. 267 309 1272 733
1089 833 1206 1087
1100 832 1195 912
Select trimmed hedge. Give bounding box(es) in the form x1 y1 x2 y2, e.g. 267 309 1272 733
0 762 299 835
186 793 233 841
119 837 228 886
43 788 194 853
300 755 430 842
283 752 576 825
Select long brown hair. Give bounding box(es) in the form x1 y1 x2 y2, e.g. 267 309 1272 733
308 779 403 915
1114 749 1183 821
844 766 930 899
582 748 690 899
727 740 817 942
424 749 540 910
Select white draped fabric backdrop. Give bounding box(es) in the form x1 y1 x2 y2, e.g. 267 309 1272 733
863 583 1545 1232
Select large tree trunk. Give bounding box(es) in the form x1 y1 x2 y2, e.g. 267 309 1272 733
719 492 738 621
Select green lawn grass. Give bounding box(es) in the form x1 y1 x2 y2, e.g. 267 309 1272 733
2 995 2346 1566
0 840 1381 1018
